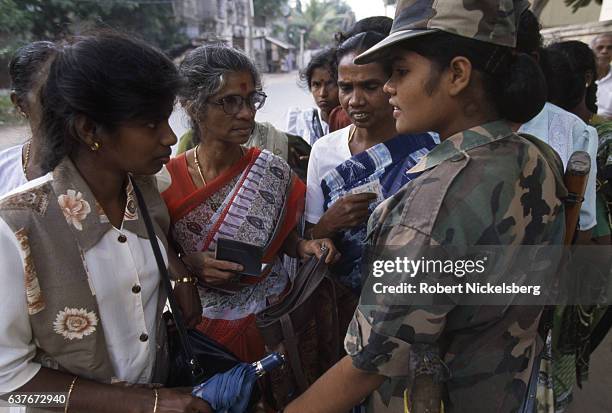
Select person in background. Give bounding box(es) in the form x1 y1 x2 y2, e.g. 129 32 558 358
532 39 611 413
286 48 341 146
162 44 338 363
327 16 394 133
0 41 56 196
517 9 598 242
287 0 564 411
0 32 211 413
592 33 612 119
305 30 437 341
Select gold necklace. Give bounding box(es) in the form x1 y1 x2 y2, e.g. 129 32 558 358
193 144 206 185
193 144 246 186
22 141 32 175
348 126 357 144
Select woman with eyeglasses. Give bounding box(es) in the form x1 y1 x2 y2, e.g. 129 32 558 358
161 45 339 363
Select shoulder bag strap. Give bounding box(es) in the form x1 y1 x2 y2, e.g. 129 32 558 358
132 181 204 382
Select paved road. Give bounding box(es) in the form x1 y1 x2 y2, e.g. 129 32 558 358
1 71 312 152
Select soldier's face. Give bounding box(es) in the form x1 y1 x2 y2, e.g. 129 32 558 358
337 53 394 130
385 50 449 135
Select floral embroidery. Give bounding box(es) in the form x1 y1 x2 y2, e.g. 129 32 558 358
15 228 45 315
58 190 91 230
0 185 50 215
96 182 138 224
53 307 98 340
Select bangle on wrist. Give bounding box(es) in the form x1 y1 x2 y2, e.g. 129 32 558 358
174 275 198 285
153 388 159 413
64 376 78 413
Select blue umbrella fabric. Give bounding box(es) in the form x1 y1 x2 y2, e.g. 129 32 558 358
192 363 257 413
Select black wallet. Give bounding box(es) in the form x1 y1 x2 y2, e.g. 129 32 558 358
215 238 263 277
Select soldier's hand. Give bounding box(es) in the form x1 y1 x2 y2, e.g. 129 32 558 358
314 193 377 237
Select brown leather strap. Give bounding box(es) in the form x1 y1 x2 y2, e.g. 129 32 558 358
257 254 330 325
280 314 309 392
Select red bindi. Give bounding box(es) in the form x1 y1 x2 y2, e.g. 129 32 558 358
240 83 247 92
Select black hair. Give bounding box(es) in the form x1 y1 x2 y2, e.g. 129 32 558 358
335 16 393 44
402 31 547 123
8 41 57 102
40 32 181 172
299 47 337 89
337 31 388 65
549 41 598 114
516 9 543 56
538 47 583 112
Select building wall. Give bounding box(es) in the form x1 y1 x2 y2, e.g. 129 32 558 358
536 0 602 28
541 20 612 45
175 0 252 51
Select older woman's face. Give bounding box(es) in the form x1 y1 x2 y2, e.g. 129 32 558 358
198 71 257 144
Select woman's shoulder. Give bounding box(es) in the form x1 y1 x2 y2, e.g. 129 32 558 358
311 125 351 153
258 147 291 170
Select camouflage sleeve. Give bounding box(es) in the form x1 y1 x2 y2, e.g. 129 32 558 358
345 303 453 379
344 223 456 379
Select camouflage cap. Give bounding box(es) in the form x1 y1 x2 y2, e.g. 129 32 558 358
354 0 530 64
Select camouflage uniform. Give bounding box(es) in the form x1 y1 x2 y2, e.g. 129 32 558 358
344 121 567 412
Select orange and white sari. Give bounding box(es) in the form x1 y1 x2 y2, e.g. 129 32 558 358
162 147 305 361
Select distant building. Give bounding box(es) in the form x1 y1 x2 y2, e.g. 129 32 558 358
533 0 612 45
252 35 296 73
174 0 253 54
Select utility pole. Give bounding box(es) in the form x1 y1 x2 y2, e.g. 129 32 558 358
299 29 306 70
248 0 255 59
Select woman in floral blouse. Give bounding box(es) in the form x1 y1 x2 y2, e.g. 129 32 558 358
0 33 210 412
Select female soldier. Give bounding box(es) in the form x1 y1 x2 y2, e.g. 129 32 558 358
285 1 565 412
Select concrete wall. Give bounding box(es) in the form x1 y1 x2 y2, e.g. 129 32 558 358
541 19 612 45
537 0 602 28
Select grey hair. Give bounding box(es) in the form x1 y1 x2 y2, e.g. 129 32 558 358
591 33 612 48
178 44 262 121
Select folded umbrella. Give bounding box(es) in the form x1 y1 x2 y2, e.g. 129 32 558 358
192 363 257 413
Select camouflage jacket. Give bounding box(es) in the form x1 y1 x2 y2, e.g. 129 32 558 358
344 121 567 412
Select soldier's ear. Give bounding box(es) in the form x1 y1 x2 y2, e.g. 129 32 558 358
447 56 472 97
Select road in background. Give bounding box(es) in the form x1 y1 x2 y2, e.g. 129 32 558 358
1 71 312 152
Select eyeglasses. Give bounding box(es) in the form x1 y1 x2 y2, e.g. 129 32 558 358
207 92 267 115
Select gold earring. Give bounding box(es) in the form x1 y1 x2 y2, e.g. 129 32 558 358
19 110 27 118
90 141 101 151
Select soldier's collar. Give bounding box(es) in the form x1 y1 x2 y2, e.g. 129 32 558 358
408 120 514 174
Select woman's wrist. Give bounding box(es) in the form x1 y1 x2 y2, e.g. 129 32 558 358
295 238 308 257
174 275 198 286
311 219 336 240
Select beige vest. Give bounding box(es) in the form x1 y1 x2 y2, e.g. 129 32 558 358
0 159 171 395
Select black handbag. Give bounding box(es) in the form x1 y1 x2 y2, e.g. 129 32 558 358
132 181 260 408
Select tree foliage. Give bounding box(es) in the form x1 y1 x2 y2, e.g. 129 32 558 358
254 0 290 20
564 0 602 13
0 0 187 58
288 0 354 49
